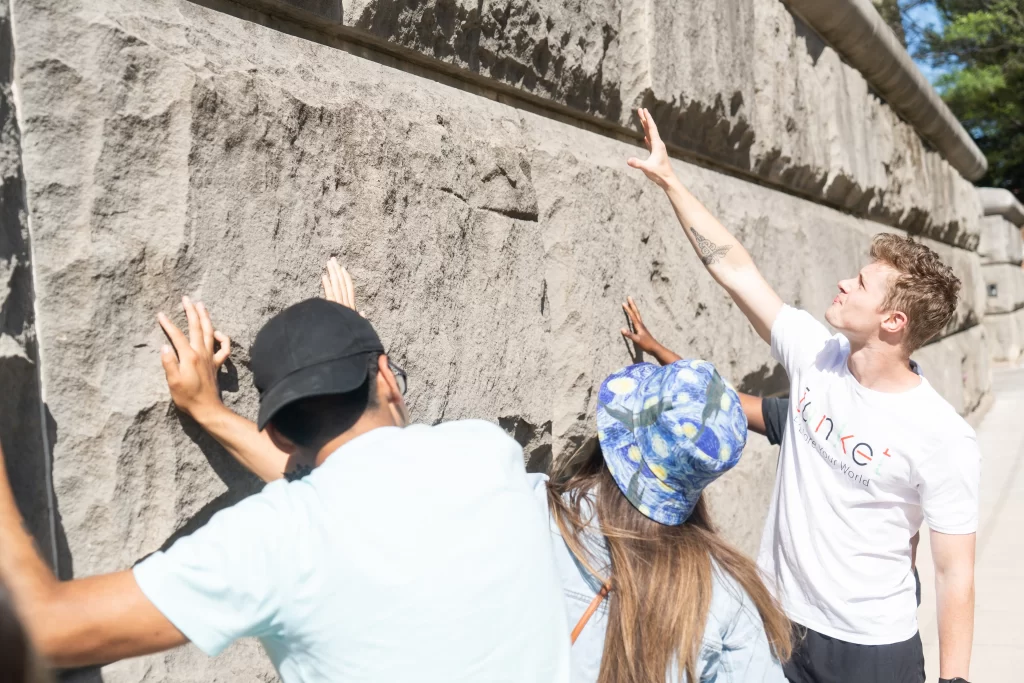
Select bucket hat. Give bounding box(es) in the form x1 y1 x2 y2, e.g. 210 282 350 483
595 360 747 525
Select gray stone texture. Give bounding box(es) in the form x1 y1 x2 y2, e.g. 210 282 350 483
336 0 981 247
983 263 1024 315
913 325 992 418
978 215 1024 266
2 0 990 679
984 308 1024 364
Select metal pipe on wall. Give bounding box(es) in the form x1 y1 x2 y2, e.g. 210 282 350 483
784 0 988 181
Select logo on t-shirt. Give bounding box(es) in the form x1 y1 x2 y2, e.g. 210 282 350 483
794 387 894 487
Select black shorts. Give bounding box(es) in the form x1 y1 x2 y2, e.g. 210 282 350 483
783 624 926 683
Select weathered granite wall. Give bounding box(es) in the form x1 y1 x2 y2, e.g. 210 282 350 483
313 0 982 246
3 0 989 679
979 213 1024 363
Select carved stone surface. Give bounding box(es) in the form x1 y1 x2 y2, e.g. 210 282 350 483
982 263 1024 315
978 215 1024 266
336 0 982 247
2 0 990 679
984 308 1024 364
912 324 992 418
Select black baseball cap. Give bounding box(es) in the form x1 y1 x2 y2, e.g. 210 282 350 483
250 299 385 430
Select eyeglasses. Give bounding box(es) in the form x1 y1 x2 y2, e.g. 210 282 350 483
388 359 408 396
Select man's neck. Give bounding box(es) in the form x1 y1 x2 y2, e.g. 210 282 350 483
846 340 921 392
314 411 398 466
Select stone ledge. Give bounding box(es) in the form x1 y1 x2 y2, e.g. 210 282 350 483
978 215 1024 266
198 0 980 249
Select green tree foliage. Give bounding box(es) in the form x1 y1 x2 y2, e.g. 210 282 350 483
917 1 1024 194
874 0 910 45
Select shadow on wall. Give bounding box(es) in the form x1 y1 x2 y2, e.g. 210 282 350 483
157 407 263 555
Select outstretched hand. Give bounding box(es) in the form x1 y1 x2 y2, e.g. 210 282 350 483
626 108 675 187
620 296 682 366
321 257 362 315
158 297 231 419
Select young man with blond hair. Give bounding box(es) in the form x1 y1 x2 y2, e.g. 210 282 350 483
627 108 978 683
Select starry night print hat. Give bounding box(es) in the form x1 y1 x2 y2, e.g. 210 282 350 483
595 360 748 526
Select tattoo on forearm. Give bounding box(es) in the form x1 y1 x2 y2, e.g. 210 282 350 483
690 227 732 266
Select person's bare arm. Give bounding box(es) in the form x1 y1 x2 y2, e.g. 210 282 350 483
740 394 767 436
627 108 783 343
619 296 682 366
158 297 291 483
931 529 975 680
0 443 186 667
158 259 363 483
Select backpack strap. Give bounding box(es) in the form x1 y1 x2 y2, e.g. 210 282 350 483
571 583 611 644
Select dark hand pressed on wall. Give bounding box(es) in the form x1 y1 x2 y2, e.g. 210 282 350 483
620 296 682 367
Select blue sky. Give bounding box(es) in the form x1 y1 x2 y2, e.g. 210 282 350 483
904 2 948 84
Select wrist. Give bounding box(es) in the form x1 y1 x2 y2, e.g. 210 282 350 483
655 172 677 190
181 396 227 424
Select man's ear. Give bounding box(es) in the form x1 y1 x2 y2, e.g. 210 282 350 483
376 354 401 405
881 310 909 335
376 354 409 427
266 423 300 455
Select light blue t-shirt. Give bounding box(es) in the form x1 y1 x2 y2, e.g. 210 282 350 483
134 420 571 683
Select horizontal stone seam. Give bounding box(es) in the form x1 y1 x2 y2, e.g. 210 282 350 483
983 306 1024 318
981 260 1024 267
924 321 982 349
983 303 1024 317
190 0 972 247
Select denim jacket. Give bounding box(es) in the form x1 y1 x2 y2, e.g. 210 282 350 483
528 474 786 683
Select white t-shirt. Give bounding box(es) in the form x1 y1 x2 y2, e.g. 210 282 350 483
757 306 980 645
134 421 571 682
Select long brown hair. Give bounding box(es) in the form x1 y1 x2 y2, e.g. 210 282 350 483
546 445 792 683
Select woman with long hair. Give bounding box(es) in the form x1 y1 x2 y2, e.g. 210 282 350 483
535 358 791 682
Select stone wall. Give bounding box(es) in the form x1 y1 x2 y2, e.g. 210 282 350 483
980 213 1024 363
1 0 989 679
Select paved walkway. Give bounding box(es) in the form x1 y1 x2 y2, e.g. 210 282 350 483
917 363 1024 680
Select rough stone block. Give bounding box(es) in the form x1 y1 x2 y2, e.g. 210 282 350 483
982 263 1024 315
335 0 981 248
984 309 1024 364
978 215 1024 265
912 325 991 417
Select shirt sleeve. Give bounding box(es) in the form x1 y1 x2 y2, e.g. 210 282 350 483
916 431 981 534
770 305 835 376
133 481 296 655
761 397 790 447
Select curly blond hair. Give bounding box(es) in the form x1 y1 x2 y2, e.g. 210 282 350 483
870 233 961 352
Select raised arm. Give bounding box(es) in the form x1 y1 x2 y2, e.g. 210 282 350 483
158 259 363 483
619 296 682 366
627 108 783 343
158 297 291 483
